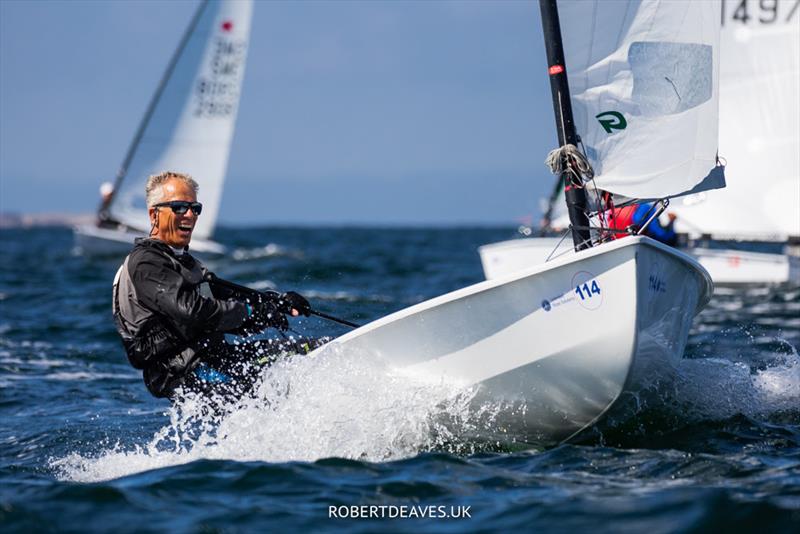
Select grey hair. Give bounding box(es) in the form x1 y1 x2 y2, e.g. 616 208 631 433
145 171 199 207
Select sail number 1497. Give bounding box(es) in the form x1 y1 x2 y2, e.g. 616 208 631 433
722 0 799 25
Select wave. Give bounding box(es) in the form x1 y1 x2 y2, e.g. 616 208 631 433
51 331 800 482
52 344 499 483
3 371 136 382
300 289 394 304
671 352 800 420
230 244 303 261
581 344 800 448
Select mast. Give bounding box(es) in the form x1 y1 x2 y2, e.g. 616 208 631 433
99 0 210 221
539 173 563 236
538 0 592 250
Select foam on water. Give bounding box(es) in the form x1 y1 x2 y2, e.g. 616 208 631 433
53 344 491 483
230 243 302 261
604 339 800 439
52 330 800 483
3 371 134 382
670 351 800 419
301 289 394 304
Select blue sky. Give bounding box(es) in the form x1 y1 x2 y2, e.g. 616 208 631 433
0 0 556 225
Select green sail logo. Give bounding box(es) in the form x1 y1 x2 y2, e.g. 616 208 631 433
596 111 627 133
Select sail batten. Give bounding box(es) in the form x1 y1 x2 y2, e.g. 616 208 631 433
106 0 252 240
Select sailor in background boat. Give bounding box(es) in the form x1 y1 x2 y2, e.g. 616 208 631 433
608 202 679 247
96 181 118 228
99 182 114 206
112 171 315 400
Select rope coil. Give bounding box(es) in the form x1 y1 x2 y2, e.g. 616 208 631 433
544 144 595 182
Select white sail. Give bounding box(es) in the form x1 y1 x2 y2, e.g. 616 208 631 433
672 1 800 241
558 0 723 200
107 0 252 240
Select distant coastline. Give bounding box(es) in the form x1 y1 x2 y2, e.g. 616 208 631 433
0 212 94 229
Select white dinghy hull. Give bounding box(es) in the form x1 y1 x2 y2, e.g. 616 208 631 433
478 237 567 281
73 224 226 257
478 237 799 286
318 236 712 447
685 247 799 286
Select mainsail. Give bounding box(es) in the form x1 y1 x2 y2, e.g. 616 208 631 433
672 0 800 241
105 0 252 240
556 0 724 201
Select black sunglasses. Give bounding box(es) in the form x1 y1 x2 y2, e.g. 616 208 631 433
153 201 203 216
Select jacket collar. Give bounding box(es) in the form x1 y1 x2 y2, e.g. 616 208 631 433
134 238 194 265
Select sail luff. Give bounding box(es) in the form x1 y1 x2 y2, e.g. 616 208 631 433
105 0 253 240
102 1 210 221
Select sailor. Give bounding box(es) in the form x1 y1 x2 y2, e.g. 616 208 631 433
112 171 314 399
97 181 119 228
608 202 678 246
99 182 114 205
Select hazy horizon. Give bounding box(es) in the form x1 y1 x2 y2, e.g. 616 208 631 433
0 0 557 226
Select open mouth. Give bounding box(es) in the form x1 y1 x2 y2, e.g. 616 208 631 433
177 224 194 235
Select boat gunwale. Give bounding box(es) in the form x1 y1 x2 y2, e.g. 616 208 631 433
325 236 713 349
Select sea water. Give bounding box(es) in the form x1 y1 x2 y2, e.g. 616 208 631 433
1 226 798 532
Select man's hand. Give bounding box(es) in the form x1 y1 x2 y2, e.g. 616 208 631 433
247 300 289 332
277 291 311 317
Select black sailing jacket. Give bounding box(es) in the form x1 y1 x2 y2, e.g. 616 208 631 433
113 238 250 397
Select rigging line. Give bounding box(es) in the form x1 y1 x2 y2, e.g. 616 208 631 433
546 245 578 263
103 0 211 215
557 91 568 148
545 224 594 252
572 224 634 233
545 227 573 263
609 198 641 210
637 202 661 228
636 199 670 236
574 137 609 242
573 233 595 251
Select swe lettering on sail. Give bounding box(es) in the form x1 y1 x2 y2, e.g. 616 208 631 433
194 37 247 118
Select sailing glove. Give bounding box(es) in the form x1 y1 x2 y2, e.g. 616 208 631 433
277 291 312 317
244 300 289 332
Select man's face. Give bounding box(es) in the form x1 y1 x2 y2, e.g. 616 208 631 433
149 179 199 248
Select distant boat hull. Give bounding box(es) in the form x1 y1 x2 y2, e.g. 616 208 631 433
315 236 712 447
686 247 799 285
479 237 799 286
73 224 226 257
84 1 253 257
479 237 567 280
